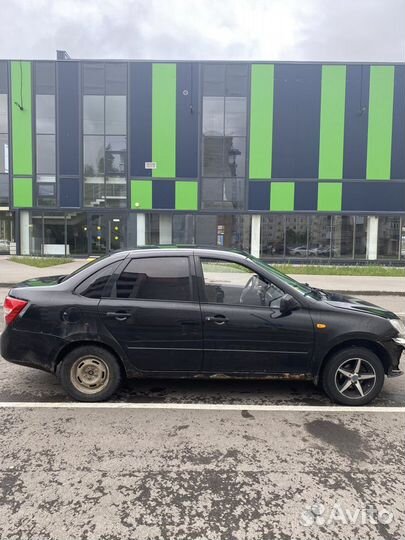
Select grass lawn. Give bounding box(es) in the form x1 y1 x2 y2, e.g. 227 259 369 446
272 264 405 277
9 256 74 268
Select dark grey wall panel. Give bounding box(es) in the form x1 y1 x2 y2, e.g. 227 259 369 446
343 65 370 179
294 182 317 211
272 64 322 178
0 61 8 93
391 65 405 179
130 62 152 177
57 62 80 176
60 177 80 207
248 182 270 210
176 63 199 178
342 182 405 212
152 180 175 209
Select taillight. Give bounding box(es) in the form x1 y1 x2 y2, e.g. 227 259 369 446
3 296 28 326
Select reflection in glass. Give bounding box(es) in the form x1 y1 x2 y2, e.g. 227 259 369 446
354 216 367 258
332 216 354 258
84 177 105 207
83 63 104 95
202 136 224 176
105 96 126 134
225 64 249 97
203 64 225 96
309 216 333 257
286 216 309 257
66 212 88 255
105 63 127 95
378 217 400 259
105 136 127 174
84 136 104 176
36 134 56 174
105 176 127 208
43 213 65 251
203 97 224 135
37 176 56 207
0 133 8 173
173 214 195 244
225 97 246 136
0 94 8 133
36 95 55 134
224 136 245 177
35 62 55 94
261 216 285 257
0 174 9 205
201 178 244 210
83 95 104 134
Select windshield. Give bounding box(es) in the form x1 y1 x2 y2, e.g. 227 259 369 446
247 255 315 296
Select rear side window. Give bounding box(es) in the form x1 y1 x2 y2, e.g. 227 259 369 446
115 257 192 301
75 261 120 298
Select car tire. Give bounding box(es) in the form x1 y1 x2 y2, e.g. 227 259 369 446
321 347 385 406
59 345 123 402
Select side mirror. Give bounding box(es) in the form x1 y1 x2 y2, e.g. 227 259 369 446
279 294 300 315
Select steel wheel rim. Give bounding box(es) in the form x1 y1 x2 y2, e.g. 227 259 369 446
335 357 377 400
71 356 110 395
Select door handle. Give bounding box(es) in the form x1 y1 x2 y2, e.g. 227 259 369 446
205 314 229 325
105 311 132 321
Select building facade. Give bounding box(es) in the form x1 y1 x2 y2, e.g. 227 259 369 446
0 58 404 260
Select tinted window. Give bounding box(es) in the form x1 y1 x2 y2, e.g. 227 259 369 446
105 96 126 134
76 261 120 298
84 135 104 176
83 95 104 134
36 95 55 134
36 134 56 174
115 257 191 301
201 258 283 307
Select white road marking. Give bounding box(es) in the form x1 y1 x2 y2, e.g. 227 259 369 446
0 402 403 413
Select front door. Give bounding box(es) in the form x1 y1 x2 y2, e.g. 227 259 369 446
90 214 126 255
197 256 314 374
98 254 203 372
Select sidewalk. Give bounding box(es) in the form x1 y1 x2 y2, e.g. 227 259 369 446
0 257 403 294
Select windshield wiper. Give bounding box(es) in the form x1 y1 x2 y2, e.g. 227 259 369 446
303 284 326 299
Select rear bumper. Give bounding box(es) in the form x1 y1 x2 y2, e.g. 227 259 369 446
1 327 64 374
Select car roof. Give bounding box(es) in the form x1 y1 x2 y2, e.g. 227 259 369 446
111 245 251 258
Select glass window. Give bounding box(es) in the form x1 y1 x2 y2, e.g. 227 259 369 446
105 136 126 174
66 212 88 255
332 216 354 258
173 215 195 244
201 258 283 307
202 137 224 177
37 176 56 207
43 213 65 252
0 133 8 173
354 216 367 259
225 97 246 136
76 262 120 298
0 94 8 133
201 178 244 210
286 216 309 257
203 64 225 96
84 136 104 176
308 216 333 257
35 62 55 94
203 97 224 135
224 136 245 177
378 217 400 259
145 214 160 244
226 64 249 97
261 216 285 257
83 63 104 95
105 63 127 95
105 176 127 208
0 62 8 94
36 95 55 134
84 177 105 207
83 95 104 134
115 257 192 301
105 96 126 135
36 134 56 174
0 174 9 205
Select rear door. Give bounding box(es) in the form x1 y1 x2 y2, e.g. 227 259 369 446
98 254 203 372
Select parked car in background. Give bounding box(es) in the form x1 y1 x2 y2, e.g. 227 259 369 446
1 247 403 404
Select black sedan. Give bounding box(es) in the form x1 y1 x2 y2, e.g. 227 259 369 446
1 247 404 404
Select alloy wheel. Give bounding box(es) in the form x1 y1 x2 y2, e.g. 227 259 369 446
334 357 377 400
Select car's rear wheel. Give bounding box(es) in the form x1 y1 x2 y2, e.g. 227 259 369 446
59 346 122 402
322 347 385 406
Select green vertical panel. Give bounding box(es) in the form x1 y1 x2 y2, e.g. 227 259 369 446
175 181 198 210
13 177 33 208
249 64 274 179
131 180 152 209
270 182 294 211
11 61 32 176
317 182 342 211
366 66 395 180
318 65 346 179
152 63 176 178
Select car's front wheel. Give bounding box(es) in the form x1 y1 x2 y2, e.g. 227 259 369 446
59 345 123 402
322 347 385 406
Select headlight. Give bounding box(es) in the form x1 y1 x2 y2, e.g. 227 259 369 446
390 319 405 336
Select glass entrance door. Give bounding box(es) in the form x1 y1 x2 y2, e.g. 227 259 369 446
90 214 126 255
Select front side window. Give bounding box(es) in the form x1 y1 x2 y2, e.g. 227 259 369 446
115 257 191 302
201 258 284 308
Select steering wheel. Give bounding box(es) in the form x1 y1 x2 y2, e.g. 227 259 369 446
240 275 267 306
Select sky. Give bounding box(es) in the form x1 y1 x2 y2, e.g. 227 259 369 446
0 0 404 62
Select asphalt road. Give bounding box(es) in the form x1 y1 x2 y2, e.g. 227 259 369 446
0 288 404 539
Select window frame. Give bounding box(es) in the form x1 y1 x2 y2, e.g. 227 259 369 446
74 260 124 298
111 254 197 303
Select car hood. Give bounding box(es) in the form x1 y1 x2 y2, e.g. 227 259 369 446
13 275 67 288
323 291 397 319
